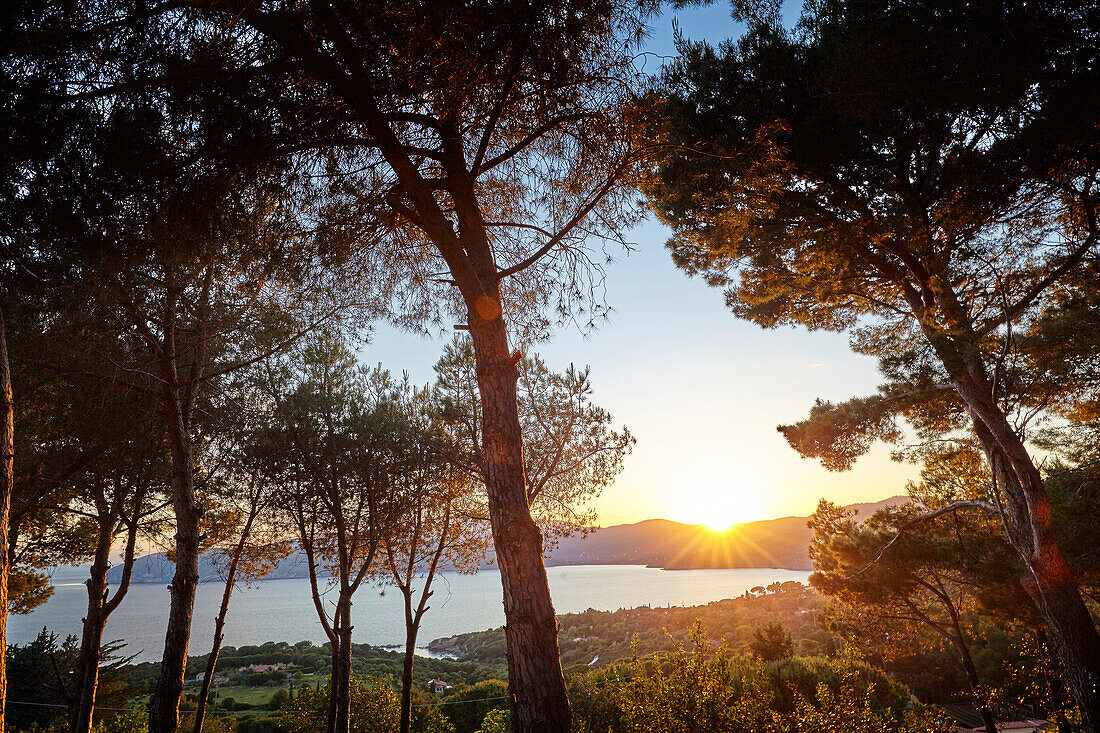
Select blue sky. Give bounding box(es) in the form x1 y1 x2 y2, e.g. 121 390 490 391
364 2 917 528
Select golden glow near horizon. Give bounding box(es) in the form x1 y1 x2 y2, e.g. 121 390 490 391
369 222 920 531
671 468 766 531
591 437 915 528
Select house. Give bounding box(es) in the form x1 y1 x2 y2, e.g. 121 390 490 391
194 672 206 683
427 679 451 694
213 676 230 687
248 664 281 673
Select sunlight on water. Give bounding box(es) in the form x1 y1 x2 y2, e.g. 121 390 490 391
11 565 809 662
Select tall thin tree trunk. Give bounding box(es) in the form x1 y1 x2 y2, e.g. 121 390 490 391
147 286 209 733
393 502 449 733
468 302 570 733
71 496 140 733
963 396 1100 731
331 596 353 733
297 523 338 733
190 578 229 733
70 518 114 733
326 634 339 733
193 505 255 733
0 309 15 733
148 408 201 733
72 604 107 733
324 591 354 733
945 611 997 733
399 590 417 733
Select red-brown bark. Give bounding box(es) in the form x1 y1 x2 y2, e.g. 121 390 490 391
70 502 140 733
920 316 1100 731
468 296 570 733
0 309 14 733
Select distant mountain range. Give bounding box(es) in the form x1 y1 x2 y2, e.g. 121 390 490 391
545 496 907 571
105 496 907 584
104 549 322 586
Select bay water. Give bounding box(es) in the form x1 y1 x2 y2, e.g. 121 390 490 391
10 565 810 662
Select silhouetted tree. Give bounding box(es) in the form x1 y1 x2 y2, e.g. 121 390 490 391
379 380 489 733
169 3 654 728
191 458 289 733
253 337 411 733
810 501 1009 733
750 621 793 663
645 0 1100 722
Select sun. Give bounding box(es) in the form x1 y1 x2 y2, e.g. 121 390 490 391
702 517 737 533
677 479 766 532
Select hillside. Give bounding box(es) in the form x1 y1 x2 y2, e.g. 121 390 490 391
105 549 325 585
106 496 907 583
546 495 906 571
426 579 831 667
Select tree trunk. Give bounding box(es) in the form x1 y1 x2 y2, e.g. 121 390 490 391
70 520 114 733
924 329 1100 732
72 602 106 733
148 406 201 733
71 497 140 733
191 597 226 733
399 594 417 733
468 304 571 733
193 542 248 733
326 633 339 733
193 501 257 733
964 399 1100 731
297 527 339 733
950 367 1100 726
394 503 448 733
1022 577 1100 732
331 595 353 733
0 310 14 733
949 628 997 733
1035 630 1074 733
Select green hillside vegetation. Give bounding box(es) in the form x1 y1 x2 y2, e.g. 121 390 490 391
429 581 833 668
427 580 1051 709
6 582 1075 732
121 641 504 707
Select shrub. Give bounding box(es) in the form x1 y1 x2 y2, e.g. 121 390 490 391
567 621 945 733
751 622 794 662
283 675 399 733
92 710 147 733
434 680 508 733
474 709 508 733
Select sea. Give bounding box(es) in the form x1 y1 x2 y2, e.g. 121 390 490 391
9 565 811 663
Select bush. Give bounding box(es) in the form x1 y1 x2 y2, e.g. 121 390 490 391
92 710 147 733
751 621 794 662
764 656 908 714
434 680 508 733
474 709 508 733
236 718 290 733
421 710 456 733
567 622 949 733
283 675 399 733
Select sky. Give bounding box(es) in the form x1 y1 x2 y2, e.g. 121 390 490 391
364 3 918 530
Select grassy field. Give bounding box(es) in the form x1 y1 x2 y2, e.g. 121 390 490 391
181 673 325 710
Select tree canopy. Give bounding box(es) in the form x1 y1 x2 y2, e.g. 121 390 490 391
645 0 1100 723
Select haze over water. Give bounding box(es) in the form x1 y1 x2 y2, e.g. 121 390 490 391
12 565 810 663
